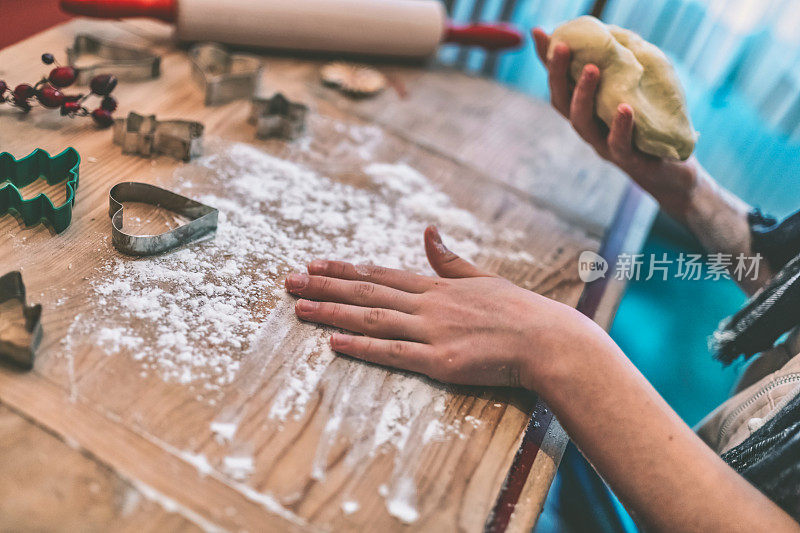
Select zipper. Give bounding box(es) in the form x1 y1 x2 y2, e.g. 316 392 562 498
716 373 800 445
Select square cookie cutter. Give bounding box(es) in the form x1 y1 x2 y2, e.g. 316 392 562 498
189 42 263 106
113 111 204 162
67 34 161 84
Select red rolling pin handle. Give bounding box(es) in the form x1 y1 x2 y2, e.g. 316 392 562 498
444 23 523 51
60 0 177 22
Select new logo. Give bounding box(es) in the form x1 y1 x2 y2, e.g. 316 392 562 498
578 251 608 282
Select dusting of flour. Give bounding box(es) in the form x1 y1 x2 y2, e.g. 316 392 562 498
63 137 536 523
67 141 524 395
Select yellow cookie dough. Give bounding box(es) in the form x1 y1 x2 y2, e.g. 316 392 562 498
548 16 697 160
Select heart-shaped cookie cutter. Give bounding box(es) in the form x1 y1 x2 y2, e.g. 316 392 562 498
67 34 161 84
113 111 204 162
108 182 218 256
189 42 263 105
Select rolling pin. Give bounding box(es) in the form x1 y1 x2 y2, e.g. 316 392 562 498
60 0 523 57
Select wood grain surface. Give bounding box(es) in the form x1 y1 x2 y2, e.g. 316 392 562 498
0 18 645 532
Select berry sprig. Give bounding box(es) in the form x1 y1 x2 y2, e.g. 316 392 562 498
0 52 119 128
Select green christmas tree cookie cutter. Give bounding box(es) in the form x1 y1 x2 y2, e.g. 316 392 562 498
0 147 80 233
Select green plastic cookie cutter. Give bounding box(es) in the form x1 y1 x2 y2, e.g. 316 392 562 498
0 147 80 233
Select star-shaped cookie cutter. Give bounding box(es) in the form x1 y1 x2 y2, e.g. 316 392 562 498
0 147 80 233
113 111 204 162
250 93 308 140
67 34 161 84
0 271 42 370
189 43 263 106
108 182 218 256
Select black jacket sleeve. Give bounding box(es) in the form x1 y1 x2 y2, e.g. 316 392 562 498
749 208 800 271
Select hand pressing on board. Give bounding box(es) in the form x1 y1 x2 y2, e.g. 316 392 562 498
284 227 797 532
284 226 609 389
531 27 698 217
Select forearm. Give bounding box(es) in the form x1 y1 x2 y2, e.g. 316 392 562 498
632 158 773 293
668 163 750 254
524 310 797 532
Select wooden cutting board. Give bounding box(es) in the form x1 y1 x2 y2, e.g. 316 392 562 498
0 17 646 532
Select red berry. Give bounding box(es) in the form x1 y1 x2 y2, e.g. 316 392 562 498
41 53 55 65
100 95 117 111
90 74 117 96
12 97 31 112
48 66 77 88
60 101 82 116
91 108 114 128
0 81 7 95
36 85 65 108
13 83 35 101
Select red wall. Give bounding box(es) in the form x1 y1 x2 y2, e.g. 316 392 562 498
1 0 72 49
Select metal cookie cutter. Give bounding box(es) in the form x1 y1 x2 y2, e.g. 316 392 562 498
189 43 263 106
250 93 308 140
108 182 218 256
67 34 161 84
113 111 204 162
0 271 42 370
0 147 80 233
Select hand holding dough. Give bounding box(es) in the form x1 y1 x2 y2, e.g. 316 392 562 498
547 16 697 160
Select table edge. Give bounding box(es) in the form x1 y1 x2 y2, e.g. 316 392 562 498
2 17 656 531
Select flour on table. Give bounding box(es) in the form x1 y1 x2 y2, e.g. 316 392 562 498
131 479 226 532
64 139 530 396
422 419 448 444
62 136 537 524
223 454 255 481
341 499 360 515
386 475 420 524
210 421 238 443
179 451 213 477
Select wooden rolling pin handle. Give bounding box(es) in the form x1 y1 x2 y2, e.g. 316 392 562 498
60 0 177 23
443 23 523 50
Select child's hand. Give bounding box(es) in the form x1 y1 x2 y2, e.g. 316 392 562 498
532 28 698 216
285 226 604 390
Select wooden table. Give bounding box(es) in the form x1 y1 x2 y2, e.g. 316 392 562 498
0 18 655 532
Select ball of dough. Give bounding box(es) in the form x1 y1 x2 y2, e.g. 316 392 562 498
547 16 697 161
